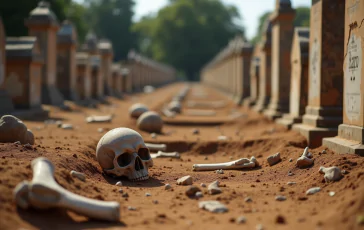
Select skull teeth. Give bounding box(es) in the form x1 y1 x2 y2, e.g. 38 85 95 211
131 175 149 181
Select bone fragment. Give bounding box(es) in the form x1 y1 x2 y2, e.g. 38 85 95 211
319 166 342 182
13 157 120 221
151 151 180 159
275 195 286 201
165 184 172 190
162 108 176 118
306 187 321 195
192 156 258 171
198 201 228 213
177 175 193 185
208 181 222 195
184 109 216 116
60 124 73 130
145 143 167 152
86 115 113 123
296 147 314 168
267 152 281 166
70 170 86 181
217 136 229 141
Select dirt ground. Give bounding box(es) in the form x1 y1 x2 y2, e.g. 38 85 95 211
1 83 364 230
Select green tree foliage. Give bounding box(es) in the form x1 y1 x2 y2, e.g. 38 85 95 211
133 0 244 81
251 7 310 45
66 1 89 44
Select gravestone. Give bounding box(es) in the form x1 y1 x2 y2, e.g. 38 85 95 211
5 37 43 109
263 0 295 120
98 39 113 96
0 17 14 114
276 27 309 129
254 18 273 113
323 0 364 154
25 1 65 106
111 63 122 97
76 52 91 102
57 20 79 101
293 0 345 148
244 45 261 107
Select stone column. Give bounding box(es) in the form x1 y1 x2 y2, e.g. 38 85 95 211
254 18 273 113
75 52 91 102
98 39 113 96
0 17 14 114
293 0 345 148
111 63 122 97
323 0 364 154
244 45 261 107
56 20 79 101
234 42 253 105
276 27 310 129
263 0 295 120
25 1 64 106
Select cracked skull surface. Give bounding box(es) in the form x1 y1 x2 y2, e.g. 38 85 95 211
96 128 153 181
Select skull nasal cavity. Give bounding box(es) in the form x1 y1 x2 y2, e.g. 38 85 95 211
135 156 144 171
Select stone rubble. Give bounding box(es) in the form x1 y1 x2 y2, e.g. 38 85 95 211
208 181 222 195
177 175 193 185
198 201 228 213
267 152 281 166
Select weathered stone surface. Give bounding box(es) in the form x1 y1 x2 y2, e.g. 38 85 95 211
129 103 149 118
306 187 321 195
319 166 342 182
0 115 34 144
208 180 222 195
267 152 281 166
177 175 193 185
198 201 228 213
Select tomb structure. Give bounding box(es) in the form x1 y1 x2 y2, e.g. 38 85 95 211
98 39 113 96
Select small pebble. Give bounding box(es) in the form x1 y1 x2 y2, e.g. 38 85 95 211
306 187 321 195
186 186 201 197
198 201 228 213
256 224 264 230
192 129 200 135
287 181 296 186
216 169 224 174
289 158 293 162
229 156 233 160
208 181 222 195
236 216 247 224
14 141 21 145
200 183 206 188
153 200 159 204
275 195 286 201
288 172 294 176
151 133 157 139
245 197 252 203
357 215 364 225
204 156 208 160
122 193 129 198
118 189 123 193
329 191 336 197
97 128 104 133
70 170 86 181
145 193 151 197
342 170 349 174
116 181 122 187
195 191 203 198
165 184 172 190
267 152 281 166
128 206 136 211
177 175 193 185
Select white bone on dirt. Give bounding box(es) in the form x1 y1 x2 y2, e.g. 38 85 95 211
86 115 113 123
151 151 180 159
192 156 258 171
162 108 176 118
145 143 167 151
184 109 216 116
13 157 120 221
296 147 314 168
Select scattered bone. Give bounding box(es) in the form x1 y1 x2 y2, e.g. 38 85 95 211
198 201 228 213
184 109 216 117
195 191 203 198
129 103 149 118
185 186 201 197
236 216 247 224
151 133 157 139
145 143 167 152
329 191 336 197
0 115 34 144
98 128 105 133
128 206 137 211
151 151 180 159
86 115 113 123
70 170 86 181
296 147 314 168
306 187 321 195
342 170 349 174
288 171 294 176
153 200 159 204
162 108 176 118
319 166 342 182
193 156 258 171
145 193 151 197
137 111 163 133
267 152 281 166
215 169 224 174
165 184 172 190
177 175 193 185
275 195 287 201
122 193 129 198
115 181 122 187
287 182 296 186
13 157 120 221
245 197 252 203
200 183 206 188
217 136 229 141
208 181 222 195
167 101 181 113
60 124 73 130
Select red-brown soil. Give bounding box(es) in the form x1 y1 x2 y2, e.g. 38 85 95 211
1 83 364 230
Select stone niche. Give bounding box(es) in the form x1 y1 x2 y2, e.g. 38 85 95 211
323 0 364 155
57 20 79 101
111 63 122 98
276 27 309 129
76 52 91 102
5 37 43 109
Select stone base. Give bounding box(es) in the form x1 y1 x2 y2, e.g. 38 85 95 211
276 114 302 129
263 108 282 120
292 123 338 148
60 88 80 102
253 97 270 113
243 97 256 108
10 107 49 120
263 102 288 120
42 84 65 106
0 90 14 114
323 137 364 156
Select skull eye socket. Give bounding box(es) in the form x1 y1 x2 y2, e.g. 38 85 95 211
138 148 151 160
117 153 132 167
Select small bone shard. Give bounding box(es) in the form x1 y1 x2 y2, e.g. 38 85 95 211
151 151 180 159
60 124 73 130
184 109 216 116
296 147 314 168
306 187 321 195
198 201 228 213
192 157 258 171
70 170 86 181
162 108 176 118
13 157 120 221
319 166 342 182
145 143 167 152
177 175 193 185
86 115 113 123
208 181 222 195
267 152 281 166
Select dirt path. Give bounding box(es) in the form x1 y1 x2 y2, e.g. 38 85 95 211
1 83 364 230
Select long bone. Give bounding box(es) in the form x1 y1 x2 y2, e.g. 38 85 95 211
86 114 113 123
145 143 167 152
151 151 180 159
184 109 216 116
192 156 258 171
14 157 120 221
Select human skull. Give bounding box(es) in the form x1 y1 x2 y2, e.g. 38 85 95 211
129 103 149 119
167 101 181 113
96 128 153 181
137 111 163 133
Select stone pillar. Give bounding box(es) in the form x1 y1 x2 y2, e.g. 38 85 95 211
98 39 113 96
323 0 364 154
263 0 295 120
56 20 78 101
76 52 91 102
111 64 122 98
0 17 14 114
276 27 309 129
235 42 253 105
244 45 261 107
25 1 64 106
5 37 43 110
293 0 345 148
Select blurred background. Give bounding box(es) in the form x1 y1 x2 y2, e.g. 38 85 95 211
0 0 310 81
